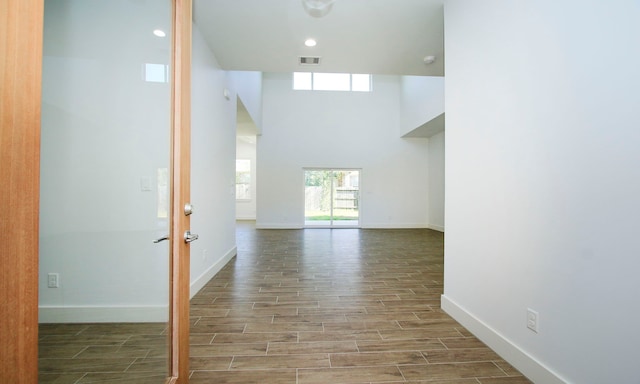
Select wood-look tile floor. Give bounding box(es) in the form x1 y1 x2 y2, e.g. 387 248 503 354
39 322 169 383
188 222 531 383
38 222 532 383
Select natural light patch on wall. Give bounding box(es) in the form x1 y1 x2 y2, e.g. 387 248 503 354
293 72 371 92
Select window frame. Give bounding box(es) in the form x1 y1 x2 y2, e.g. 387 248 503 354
293 72 372 92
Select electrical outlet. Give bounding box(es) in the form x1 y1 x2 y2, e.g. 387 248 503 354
48 273 59 288
527 308 539 333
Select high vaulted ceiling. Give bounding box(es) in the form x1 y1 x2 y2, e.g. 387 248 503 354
193 0 444 76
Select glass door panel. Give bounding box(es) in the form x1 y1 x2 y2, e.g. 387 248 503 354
332 170 360 227
305 169 360 227
39 0 172 381
305 170 332 226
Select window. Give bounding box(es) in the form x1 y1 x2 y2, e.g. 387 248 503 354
144 63 169 83
293 72 312 90
293 73 371 92
312 73 350 91
235 159 251 200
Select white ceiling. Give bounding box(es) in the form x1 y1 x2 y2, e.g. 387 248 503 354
193 0 444 76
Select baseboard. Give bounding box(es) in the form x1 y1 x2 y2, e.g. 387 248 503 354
38 247 238 323
361 223 429 229
428 224 445 232
38 305 168 323
441 295 567 384
256 223 432 230
236 215 256 220
190 246 237 298
255 223 303 229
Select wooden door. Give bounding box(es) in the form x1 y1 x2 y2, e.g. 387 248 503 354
0 0 43 382
170 0 192 381
0 0 192 382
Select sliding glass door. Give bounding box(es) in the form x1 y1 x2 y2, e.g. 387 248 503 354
304 169 360 227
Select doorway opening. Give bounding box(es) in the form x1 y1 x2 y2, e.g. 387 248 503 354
304 169 360 227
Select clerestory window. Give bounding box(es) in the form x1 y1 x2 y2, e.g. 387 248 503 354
293 72 371 92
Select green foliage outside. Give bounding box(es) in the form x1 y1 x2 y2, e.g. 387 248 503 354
305 170 358 222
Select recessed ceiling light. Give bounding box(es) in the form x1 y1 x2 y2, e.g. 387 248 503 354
153 29 166 37
303 0 336 18
305 39 317 47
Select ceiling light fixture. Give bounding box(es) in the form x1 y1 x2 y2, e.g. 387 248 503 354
153 29 166 37
305 39 317 47
302 0 337 18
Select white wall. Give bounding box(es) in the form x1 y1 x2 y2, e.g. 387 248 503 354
189 23 238 297
228 71 263 134
257 73 429 228
443 1 640 383
398 76 445 231
400 76 445 137
427 131 444 231
39 0 172 322
39 1 240 322
236 138 257 220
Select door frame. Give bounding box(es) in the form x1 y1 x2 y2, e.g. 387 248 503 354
0 0 193 382
169 0 192 382
0 1 43 382
303 168 362 228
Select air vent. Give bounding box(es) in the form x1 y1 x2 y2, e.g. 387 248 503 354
299 56 321 65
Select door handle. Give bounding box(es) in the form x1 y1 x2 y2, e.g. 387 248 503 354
153 235 169 243
184 230 199 243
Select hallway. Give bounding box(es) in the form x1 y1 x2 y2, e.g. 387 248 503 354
188 222 530 383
